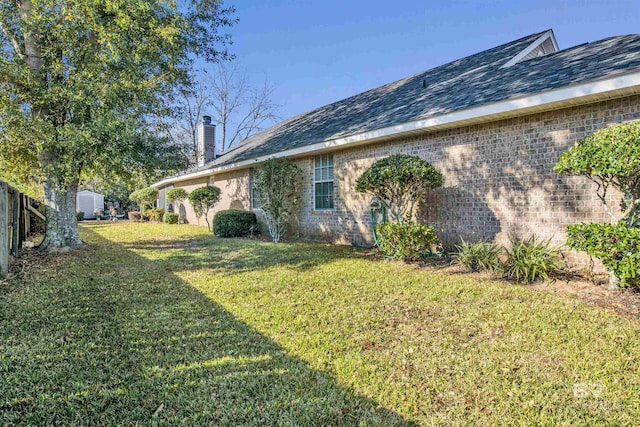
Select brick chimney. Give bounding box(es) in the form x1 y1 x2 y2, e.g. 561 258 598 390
197 115 216 166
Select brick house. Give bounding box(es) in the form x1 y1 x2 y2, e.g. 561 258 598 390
153 29 640 261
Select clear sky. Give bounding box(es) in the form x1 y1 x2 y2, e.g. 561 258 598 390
220 0 639 122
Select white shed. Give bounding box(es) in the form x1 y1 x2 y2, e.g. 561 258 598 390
76 190 105 219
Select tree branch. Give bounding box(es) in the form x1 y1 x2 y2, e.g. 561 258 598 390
621 198 640 221
591 176 618 221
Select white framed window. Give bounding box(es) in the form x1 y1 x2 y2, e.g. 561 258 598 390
314 153 334 210
250 169 262 209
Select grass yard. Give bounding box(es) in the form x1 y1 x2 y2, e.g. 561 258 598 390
1 222 639 425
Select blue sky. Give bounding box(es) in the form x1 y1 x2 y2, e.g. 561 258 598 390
221 0 639 122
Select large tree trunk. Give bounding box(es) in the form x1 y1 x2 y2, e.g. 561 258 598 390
39 180 83 251
20 0 83 251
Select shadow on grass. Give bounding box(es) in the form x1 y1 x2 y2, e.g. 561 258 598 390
122 235 362 276
0 227 414 426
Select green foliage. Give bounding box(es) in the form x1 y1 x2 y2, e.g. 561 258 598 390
567 222 640 288
253 158 303 243
501 235 563 283
355 154 443 223
75 212 84 222
92 181 136 213
166 187 189 224
454 240 503 272
163 212 179 224
376 223 441 261
213 210 258 238
187 186 221 231
150 208 165 223
0 0 235 248
129 187 159 214
554 121 640 221
166 188 189 204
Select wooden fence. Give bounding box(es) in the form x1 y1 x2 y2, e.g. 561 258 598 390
0 181 44 278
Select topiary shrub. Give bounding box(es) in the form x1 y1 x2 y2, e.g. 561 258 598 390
501 235 563 283
376 223 441 261
356 154 443 224
187 185 221 231
567 222 640 288
454 240 503 273
129 187 159 216
163 212 179 224
166 188 189 224
555 121 640 223
213 209 258 237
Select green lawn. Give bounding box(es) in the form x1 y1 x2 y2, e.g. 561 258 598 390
1 223 639 425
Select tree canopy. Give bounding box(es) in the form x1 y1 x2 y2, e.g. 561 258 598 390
0 0 236 249
355 154 443 224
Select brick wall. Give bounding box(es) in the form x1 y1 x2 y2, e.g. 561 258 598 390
170 95 640 268
296 95 640 266
213 169 250 212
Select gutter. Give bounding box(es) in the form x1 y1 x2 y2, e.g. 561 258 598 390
152 69 640 188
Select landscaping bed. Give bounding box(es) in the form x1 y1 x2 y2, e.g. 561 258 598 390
1 222 638 425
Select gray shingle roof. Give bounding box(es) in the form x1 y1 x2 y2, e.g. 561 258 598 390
199 30 640 170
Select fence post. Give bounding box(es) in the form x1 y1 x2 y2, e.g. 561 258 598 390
11 188 20 257
19 194 26 247
0 181 8 278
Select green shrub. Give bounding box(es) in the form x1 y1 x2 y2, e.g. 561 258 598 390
377 223 441 261
163 212 179 224
151 208 165 223
213 210 258 237
567 222 640 288
76 211 85 221
501 235 563 283
454 239 502 272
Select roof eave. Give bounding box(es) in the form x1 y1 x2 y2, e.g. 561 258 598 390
152 69 640 187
